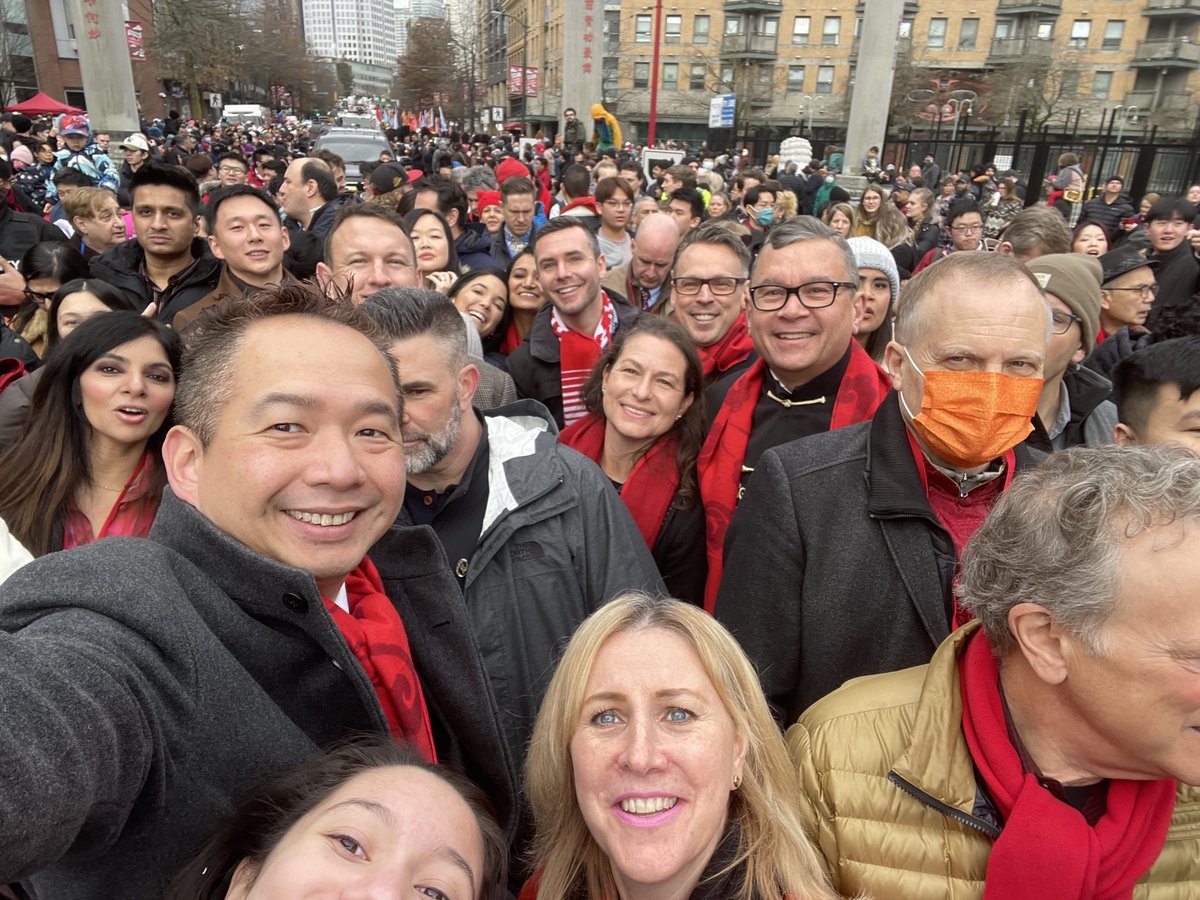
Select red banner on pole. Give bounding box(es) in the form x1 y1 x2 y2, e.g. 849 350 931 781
126 21 145 60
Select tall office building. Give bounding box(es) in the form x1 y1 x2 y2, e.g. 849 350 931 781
304 0 396 69
396 0 446 57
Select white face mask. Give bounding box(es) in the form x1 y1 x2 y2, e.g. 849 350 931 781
702 160 714 171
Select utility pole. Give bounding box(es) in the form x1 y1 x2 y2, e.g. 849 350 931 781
844 0 905 176
72 0 140 133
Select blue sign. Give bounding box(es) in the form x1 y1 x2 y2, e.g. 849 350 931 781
709 93 736 129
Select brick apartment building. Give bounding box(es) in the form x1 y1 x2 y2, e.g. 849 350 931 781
483 0 1199 145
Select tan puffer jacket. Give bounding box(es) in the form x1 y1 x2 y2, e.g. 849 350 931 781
788 624 1200 899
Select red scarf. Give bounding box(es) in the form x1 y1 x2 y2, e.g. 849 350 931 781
698 343 892 611
551 292 616 425
959 631 1176 899
500 320 524 355
697 314 755 381
322 557 437 762
560 412 680 548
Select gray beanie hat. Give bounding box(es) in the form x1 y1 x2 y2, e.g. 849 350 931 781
846 236 901 302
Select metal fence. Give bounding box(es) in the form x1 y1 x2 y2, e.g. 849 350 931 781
734 110 1200 201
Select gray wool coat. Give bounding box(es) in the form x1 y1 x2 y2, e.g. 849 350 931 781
0 490 461 899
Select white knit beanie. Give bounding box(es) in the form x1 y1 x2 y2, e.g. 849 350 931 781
846 236 901 302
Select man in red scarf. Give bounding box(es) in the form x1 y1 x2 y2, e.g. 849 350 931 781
791 444 1200 900
669 221 757 385
508 218 642 428
0 286 462 895
715 252 1050 718
698 217 893 611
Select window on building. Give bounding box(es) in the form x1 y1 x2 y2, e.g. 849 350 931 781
755 63 773 86
1091 71 1113 99
817 65 834 93
959 18 978 49
792 16 810 45
995 18 1013 40
690 63 707 90
854 17 862 38
899 17 913 38
635 14 651 42
726 16 742 34
720 64 734 86
634 61 649 88
1036 20 1054 40
787 65 805 92
662 62 678 89
603 10 620 51
822 16 840 45
763 17 779 36
1060 70 1080 97
1069 20 1091 48
694 15 710 44
918 19 949 52
1103 20 1124 50
665 15 681 43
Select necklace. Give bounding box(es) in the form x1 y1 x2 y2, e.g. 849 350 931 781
90 483 127 492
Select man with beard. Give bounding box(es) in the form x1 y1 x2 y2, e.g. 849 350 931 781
361 288 661 830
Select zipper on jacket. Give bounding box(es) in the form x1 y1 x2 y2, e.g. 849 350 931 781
888 770 1001 839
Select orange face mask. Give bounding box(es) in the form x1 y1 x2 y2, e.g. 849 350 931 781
899 349 1043 469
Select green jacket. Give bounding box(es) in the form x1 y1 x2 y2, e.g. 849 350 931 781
788 623 1200 899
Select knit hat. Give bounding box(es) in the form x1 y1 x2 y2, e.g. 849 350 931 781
9 144 32 168
10 114 31 133
1027 253 1103 353
368 162 406 195
846 236 901 303
476 189 501 212
494 156 530 186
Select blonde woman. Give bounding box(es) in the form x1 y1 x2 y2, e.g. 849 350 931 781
524 593 836 900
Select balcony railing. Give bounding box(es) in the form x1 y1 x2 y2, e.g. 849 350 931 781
987 36 1054 59
723 0 782 12
1144 0 1200 15
1131 37 1200 65
1123 89 1193 110
995 0 1062 13
720 32 779 56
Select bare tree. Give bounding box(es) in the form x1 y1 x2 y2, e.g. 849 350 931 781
0 0 36 110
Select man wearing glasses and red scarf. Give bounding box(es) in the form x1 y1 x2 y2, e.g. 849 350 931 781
699 216 892 611
508 218 641 429
792 444 1200 899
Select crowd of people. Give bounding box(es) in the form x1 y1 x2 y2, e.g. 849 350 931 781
1 104 1200 899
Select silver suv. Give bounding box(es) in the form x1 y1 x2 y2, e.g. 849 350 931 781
313 127 391 190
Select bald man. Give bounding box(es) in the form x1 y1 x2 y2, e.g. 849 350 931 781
601 212 680 312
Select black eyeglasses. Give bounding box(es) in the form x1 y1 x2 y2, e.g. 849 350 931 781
1106 283 1158 299
23 286 55 304
748 281 855 311
672 276 747 296
1050 310 1081 334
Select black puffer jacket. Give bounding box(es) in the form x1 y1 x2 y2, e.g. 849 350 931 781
89 238 222 326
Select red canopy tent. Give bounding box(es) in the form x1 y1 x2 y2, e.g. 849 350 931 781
5 92 84 116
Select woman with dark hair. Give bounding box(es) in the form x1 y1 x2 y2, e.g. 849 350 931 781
12 242 90 357
402 207 461 294
498 248 546 358
449 267 511 364
167 736 508 900
985 178 1024 240
0 311 182 556
1072 221 1110 257
559 315 707 604
0 279 140 450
